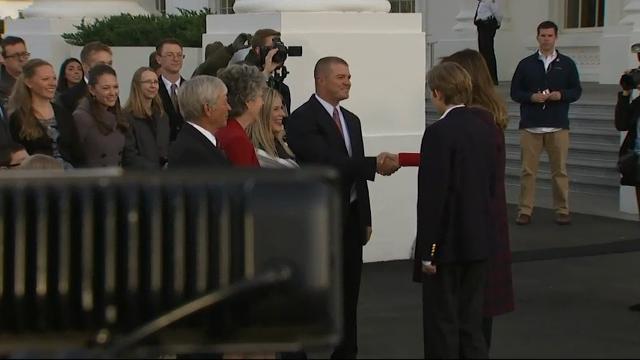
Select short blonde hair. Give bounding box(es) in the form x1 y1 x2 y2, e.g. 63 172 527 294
426 62 473 106
178 75 227 122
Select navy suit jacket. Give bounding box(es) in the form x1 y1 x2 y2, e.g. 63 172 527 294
286 94 375 233
168 122 230 169
159 76 186 141
413 107 498 280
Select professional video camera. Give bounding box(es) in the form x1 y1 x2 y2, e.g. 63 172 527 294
620 42 640 90
259 37 303 67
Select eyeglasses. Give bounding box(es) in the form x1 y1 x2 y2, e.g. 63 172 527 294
1 162 22 169
139 80 160 85
4 52 31 60
161 53 185 60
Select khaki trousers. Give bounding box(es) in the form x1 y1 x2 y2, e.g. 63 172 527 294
519 130 570 216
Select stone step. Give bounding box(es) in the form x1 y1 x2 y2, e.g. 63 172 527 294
505 138 618 154
505 164 619 188
504 151 617 171
504 127 620 146
504 175 619 197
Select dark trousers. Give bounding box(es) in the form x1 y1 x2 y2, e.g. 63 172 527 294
422 261 489 359
331 202 365 359
482 316 493 350
477 24 499 85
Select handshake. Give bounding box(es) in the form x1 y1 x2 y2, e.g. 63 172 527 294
376 152 400 176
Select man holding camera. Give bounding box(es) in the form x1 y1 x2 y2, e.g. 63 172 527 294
244 29 292 113
193 29 293 114
511 21 582 226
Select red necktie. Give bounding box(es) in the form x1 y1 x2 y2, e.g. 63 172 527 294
333 107 343 138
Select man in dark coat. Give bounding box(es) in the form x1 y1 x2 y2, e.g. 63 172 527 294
510 21 582 226
0 36 29 106
156 38 188 142
168 75 230 168
286 56 395 359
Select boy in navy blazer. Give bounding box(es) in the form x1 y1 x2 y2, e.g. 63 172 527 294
415 62 498 359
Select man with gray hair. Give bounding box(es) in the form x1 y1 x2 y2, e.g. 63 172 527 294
168 75 231 168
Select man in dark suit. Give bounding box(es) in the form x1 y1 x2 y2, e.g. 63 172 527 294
58 41 113 113
156 38 187 141
0 36 29 106
168 75 231 168
413 62 497 359
285 56 397 359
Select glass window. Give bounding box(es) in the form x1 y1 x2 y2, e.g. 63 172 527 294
219 0 235 14
156 0 166 14
565 0 605 29
389 0 415 13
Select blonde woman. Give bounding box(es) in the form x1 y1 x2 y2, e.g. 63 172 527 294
7 58 81 167
122 67 170 169
248 88 298 168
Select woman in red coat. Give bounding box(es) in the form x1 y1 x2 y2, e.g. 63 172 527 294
215 64 266 167
395 49 514 349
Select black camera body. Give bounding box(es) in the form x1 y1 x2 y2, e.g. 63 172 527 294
621 68 640 90
259 37 302 66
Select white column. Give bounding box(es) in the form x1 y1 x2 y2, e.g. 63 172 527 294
0 1 32 19
452 0 476 32
21 0 149 18
620 0 640 29
233 0 391 13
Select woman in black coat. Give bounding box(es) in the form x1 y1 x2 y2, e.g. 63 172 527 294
614 86 640 220
7 58 81 167
122 67 170 169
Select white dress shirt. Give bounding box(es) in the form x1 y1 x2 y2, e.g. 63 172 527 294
439 104 465 120
314 94 353 156
161 75 182 93
476 0 503 23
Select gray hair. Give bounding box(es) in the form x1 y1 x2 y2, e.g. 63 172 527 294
217 64 266 118
178 75 227 122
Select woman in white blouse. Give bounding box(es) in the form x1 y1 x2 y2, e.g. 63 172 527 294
248 88 298 168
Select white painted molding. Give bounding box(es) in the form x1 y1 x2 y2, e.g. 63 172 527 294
233 0 391 14
22 0 149 18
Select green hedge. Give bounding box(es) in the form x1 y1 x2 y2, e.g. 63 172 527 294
61 8 210 47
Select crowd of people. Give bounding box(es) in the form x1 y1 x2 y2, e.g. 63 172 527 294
0 16 638 359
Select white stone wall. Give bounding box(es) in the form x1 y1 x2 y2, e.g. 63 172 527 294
204 11 426 262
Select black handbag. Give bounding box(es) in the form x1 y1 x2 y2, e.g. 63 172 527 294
617 149 640 179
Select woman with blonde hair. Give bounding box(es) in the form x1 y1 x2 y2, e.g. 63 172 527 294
122 66 170 169
248 88 298 168
7 58 81 167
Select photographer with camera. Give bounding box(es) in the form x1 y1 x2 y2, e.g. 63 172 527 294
615 43 640 222
244 29 301 114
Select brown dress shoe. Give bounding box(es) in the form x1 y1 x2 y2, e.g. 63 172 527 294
515 214 531 225
555 213 571 225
